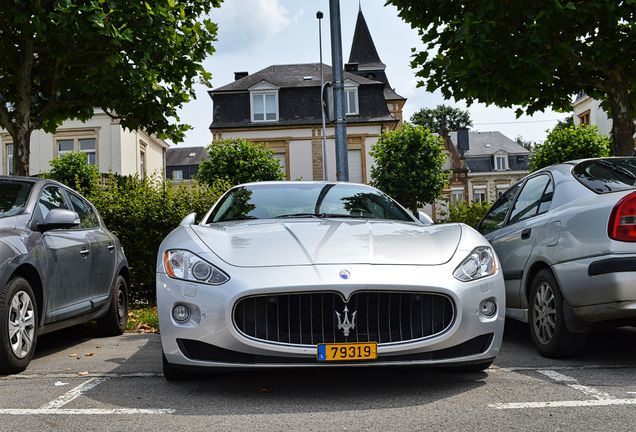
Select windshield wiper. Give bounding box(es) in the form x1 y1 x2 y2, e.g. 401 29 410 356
275 213 322 218
318 213 372 219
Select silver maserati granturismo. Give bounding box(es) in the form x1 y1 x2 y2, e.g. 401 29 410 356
157 182 505 379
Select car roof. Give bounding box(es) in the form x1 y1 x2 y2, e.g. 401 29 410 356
236 180 373 188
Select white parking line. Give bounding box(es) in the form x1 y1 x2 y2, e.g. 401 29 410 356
40 377 109 409
489 369 633 410
0 408 175 415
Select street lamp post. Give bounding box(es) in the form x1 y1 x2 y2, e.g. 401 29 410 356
317 11 329 181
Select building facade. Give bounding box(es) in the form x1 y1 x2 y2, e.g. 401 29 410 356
208 9 404 183
572 93 613 136
0 109 168 177
166 146 206 181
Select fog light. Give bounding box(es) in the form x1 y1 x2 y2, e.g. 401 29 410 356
172 304 191 322
480 299 497 317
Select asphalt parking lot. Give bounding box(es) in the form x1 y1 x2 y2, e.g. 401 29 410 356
0 321 635 431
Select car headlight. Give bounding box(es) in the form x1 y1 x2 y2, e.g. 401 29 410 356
163 250 229 285
453 246 497 282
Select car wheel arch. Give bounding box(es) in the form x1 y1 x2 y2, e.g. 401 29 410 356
11 264 44 325
523 261 553 307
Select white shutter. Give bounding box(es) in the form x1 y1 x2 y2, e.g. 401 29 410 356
348 149 363 183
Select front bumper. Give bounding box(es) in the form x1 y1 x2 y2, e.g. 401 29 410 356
157 262 505 368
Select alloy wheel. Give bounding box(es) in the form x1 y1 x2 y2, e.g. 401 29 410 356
8 291 35 359
117 284 126 324
532 282 557 345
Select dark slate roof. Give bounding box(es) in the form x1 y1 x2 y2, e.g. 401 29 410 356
384 86 405 101
211 64 380 93
166 146 206 167
348 8 385 68
448 131 529 156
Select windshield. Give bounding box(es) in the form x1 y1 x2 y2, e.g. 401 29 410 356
0 180 33 218
207 183 414 223
572 158 636 194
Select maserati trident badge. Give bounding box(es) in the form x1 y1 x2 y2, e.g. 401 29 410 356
336 306 357 336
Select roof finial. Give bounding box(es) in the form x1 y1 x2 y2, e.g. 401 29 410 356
358 0 361 12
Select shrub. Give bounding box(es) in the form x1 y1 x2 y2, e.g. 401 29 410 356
196 138 285 186
437 200 491 229
530 125 611 171
43 152 100 195
88 175 229 303
370 124 448 215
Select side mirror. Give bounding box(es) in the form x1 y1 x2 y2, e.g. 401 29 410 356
38 208 80 232
417 211 434 225
179 212 196 226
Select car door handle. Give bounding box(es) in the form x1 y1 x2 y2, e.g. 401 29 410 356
80 248 90 256
521 228 532 240
107 244 115 251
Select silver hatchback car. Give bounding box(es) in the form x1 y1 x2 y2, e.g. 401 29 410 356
479 158 636 357
0 177 129 374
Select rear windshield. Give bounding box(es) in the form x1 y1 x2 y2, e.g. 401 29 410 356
0 180 33 218
572 158 636 194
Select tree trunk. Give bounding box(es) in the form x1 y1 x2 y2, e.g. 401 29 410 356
11 33 35 176
12 128 32 176
607 81 635 156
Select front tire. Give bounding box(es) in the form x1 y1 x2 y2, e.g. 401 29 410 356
97 275 128 336
0 277 38 374
529 269 586 358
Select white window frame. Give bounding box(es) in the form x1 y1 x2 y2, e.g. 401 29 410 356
344 80 359 116
473 187 487 203
54 129 99 167
249 81 280 123
450 188 464 205
494 154 508 171
172 169 183 181
496 184 510 198
5 143 14 176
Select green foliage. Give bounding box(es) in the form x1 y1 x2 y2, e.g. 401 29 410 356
88 175 229 303
0 0 221 175
410 105 472 135
387 0 636 155
196 139 285 186
552 115 574 131
43 152 101 196
370 124 448 214
437 200 491 229
530 125 611 171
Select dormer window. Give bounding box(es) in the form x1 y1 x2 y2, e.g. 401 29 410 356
249 81 279 122
494 154 508 171
344 80 359 115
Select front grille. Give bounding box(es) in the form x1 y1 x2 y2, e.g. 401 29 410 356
233 291 455 346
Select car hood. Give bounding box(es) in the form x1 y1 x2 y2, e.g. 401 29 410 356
191 220 462 267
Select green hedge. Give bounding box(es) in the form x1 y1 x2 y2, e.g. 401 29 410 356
88 175 228 303
437 200 491 229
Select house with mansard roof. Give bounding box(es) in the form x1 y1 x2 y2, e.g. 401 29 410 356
208 8 405 183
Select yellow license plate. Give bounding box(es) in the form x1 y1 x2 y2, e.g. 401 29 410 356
317 342 378 362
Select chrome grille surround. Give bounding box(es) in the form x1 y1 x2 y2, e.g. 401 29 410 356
233 291 456 347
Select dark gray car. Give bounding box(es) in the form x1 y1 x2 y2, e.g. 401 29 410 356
0 176 129 374
479 158 636 358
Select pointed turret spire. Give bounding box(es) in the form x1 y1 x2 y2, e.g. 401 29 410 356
348 8 385 69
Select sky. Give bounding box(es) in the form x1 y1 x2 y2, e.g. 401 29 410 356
174 0 571 148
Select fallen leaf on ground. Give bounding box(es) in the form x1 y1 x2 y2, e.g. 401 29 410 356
84 352 95 357
257 387 272 393
69 353 78 357
78 371 89 376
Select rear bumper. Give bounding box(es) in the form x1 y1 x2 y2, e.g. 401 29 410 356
553 254 636 323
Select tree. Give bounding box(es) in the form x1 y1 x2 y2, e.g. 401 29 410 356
0 0 220 176
530 125 611 171
516 136 535 152
553 115 574 131
370 124 448 215
196 139 285 186
388 1 636 156
44 152 100 195
410 104 472 137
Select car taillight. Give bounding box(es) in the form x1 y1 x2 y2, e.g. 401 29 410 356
608 191 636 241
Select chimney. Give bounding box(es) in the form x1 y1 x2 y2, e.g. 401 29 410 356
234 71 248 81
344 63 359 72
457 128 470 154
